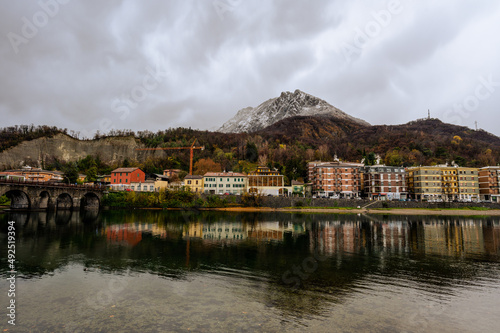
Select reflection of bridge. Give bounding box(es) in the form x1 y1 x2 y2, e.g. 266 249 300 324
0 179 105 210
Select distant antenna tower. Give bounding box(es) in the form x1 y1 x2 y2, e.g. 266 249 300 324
428 109 430 119
475 121 478 131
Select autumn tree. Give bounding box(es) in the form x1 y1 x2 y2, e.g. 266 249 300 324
194 158 222 175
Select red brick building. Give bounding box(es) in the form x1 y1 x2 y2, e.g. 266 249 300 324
308 160 364 198
479 166 500 202
111 168 146 186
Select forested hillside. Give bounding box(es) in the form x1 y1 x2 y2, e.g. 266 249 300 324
1 117 499 184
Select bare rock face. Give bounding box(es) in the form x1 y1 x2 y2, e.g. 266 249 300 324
0 133 164 170
218 89 370 133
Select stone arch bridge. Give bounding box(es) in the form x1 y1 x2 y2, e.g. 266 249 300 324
0 180 106 210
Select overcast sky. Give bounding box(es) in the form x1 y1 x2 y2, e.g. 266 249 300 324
1 0 500 137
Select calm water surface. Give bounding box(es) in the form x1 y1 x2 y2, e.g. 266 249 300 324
1 210 500 332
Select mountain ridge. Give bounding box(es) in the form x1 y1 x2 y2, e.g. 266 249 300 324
218 89 369 133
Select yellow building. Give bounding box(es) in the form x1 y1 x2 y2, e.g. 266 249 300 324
184 175 204 193
407 166 442 201
456 167 479 201
407 165 478 201
440 167 458 199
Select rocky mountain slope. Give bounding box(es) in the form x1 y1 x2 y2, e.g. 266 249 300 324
0 133 171 170
218 89 369 133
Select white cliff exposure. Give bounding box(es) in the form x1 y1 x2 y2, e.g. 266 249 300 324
218 89 370 133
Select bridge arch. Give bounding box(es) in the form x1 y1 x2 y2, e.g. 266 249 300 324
80 192 100 210
56 193 73 210
38 190 52 210
2 189 31 210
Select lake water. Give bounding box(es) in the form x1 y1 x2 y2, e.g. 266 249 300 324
1 210 500 332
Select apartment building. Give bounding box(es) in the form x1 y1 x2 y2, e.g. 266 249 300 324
407 166 443 201
407 165 479 201
203 172 248 195
362 165 407 200
308 160 363 198
457 167 479 201
479 166 500 202
247 166 285 196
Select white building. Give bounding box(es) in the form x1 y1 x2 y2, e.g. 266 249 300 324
203 172 248 195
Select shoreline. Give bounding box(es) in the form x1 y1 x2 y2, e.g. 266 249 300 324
3 205 500 216
207 207 500 216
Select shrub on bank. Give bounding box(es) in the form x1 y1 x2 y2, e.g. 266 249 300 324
103 189 228 208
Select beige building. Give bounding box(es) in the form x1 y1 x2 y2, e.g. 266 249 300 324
457 167 479 201
407 165 479 201
130 179 156 192
154 174 170 192
184 175 204 193
203 172 247 195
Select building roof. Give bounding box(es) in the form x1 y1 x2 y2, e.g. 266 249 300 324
5 169 64 175
314 162 364 168
479 166 500 170
184 175 203 179
153 174 170 180
112 167 142 173
291 180 304 185
204 172 247 177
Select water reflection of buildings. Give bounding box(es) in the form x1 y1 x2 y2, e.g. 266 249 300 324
311 221 366 255
422 219 496 256
104 223 169 246
183 221 306 243
310 217 500 257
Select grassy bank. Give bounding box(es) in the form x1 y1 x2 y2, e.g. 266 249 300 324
102 190 265 209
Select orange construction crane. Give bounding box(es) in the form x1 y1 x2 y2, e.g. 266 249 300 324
135 139 204 175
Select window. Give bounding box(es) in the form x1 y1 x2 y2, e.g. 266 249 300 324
188 180 192 185
150 186 154 191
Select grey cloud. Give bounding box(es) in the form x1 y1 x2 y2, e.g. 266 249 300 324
1 0 499 137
